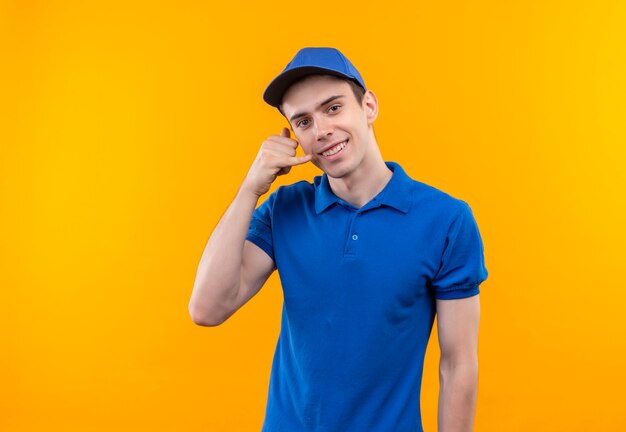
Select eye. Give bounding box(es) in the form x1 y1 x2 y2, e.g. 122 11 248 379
296 118 310 128
328 104 342 113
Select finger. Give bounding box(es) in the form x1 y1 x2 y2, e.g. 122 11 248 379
273 153 311 177
266 135 298 149
280 127 290 138
263 143 296 157
288 153 312 166
276 166 292 176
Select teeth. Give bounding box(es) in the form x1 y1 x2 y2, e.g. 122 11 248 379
322 141 347 157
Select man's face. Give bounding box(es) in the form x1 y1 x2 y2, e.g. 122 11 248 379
280 75 377 179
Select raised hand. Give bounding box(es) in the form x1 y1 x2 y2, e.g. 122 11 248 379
242 127 312 197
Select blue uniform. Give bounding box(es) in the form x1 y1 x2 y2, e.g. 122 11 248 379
246 161 488 432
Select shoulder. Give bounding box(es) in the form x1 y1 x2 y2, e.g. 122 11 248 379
273 179 316 202
398 164 469 219
415 180 467 212
258 179 317 217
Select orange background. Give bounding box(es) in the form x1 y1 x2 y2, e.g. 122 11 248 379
1 1 625 430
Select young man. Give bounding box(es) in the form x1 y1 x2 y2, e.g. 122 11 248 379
189 47 488 432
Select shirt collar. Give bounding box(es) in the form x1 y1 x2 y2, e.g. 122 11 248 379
314 161 413 214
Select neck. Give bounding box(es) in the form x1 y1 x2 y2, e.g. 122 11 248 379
327 134 393 208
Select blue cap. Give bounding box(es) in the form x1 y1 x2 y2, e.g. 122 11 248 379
263 47 366 108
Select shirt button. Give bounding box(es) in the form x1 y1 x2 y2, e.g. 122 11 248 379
352 234 358 240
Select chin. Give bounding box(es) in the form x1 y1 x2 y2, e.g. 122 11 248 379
314 156 357 179
323 165 354 179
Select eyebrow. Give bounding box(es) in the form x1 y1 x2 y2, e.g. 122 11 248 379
289 95 345 123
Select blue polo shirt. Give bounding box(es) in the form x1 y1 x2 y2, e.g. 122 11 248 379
246 161 488 432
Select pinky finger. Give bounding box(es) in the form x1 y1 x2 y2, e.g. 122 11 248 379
291 154 313 166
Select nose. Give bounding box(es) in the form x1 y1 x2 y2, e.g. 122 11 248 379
315 116 333 141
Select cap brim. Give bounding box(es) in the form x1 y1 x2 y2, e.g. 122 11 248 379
263 66 361 108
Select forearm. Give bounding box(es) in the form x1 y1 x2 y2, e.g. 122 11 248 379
189 128 311 325
437 358 478 432
189 185 260 324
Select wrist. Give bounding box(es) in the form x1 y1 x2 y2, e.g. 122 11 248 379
238 182 264 201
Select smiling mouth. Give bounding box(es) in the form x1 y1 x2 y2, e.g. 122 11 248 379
320 140 348 157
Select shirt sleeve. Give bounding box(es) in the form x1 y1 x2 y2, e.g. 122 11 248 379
245 190 277 262
430 201 489 300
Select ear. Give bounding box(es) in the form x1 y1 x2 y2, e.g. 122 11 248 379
362 89 379 125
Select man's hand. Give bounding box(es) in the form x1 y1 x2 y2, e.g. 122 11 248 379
242 127 312 197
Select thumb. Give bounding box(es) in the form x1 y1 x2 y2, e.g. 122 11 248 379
280 127 290 138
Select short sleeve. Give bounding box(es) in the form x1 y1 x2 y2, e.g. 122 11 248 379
431 201 489 300
246 191 277 262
